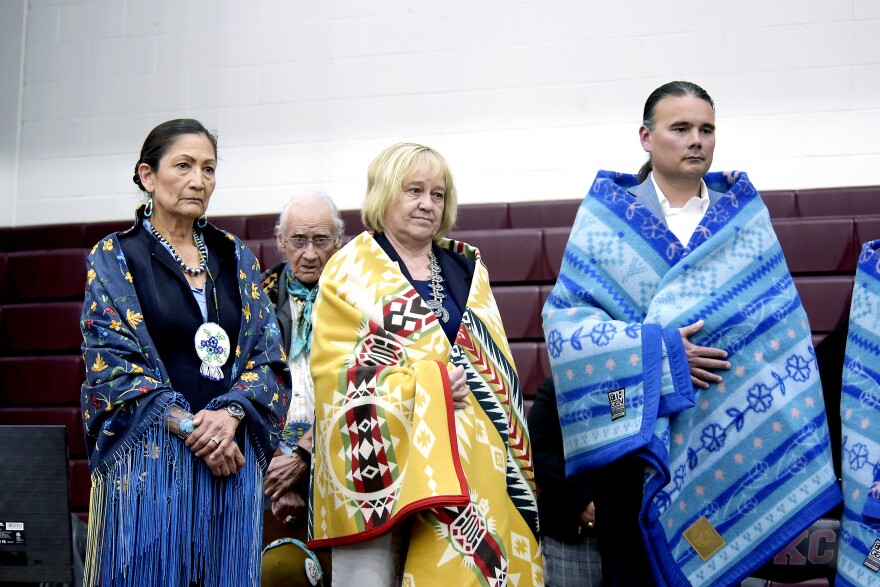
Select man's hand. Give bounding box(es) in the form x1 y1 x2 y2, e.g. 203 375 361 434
579 501 596 529
264 452 309 502
679 320 731 389
271 490 306 525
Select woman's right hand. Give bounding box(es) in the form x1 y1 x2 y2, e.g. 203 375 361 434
449 365 469 410
201 441 246 477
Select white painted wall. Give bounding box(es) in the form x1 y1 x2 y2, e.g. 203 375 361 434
5 0 880 227
0 0 26 227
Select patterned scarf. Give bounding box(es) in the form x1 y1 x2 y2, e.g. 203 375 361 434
285 265 318 360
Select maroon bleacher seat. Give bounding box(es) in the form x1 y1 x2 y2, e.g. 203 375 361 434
0 227 10 252
542 227 572 281
0 301 83 354
749 518 839 585
209 215 248 238
69 459 90 512
340 209 367 235
509 342 540 398
773 217 857 274
8 223 86 252
537 341 550 382
0 356 84 405
454 203 510 231
449 229 544 283
796 186 880 217
761 190 798 218
0 253 7 303
82 219 132 246
508 199 580 229
7 249 88 302
246 213 278 240
855 215 880 247
539 284 554 306
240 240 263 270
493 285 543 340
0 406 85 457
257 239 284 269
794 276 854 334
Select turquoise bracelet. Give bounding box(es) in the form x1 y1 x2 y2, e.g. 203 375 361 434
178 418 194 440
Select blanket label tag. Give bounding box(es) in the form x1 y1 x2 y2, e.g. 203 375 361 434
608 389 626 420
864 538 880 572
683 516 725 561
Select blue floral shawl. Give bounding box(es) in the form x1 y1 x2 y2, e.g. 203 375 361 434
79 220 289 586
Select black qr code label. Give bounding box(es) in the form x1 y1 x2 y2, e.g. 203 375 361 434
608 389 626 421
864 538 880 572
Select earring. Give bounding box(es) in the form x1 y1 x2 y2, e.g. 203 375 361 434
144 195 153 218
197 214 207 228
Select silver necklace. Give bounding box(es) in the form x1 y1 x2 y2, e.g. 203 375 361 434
149 225 208 276
425 251 449 323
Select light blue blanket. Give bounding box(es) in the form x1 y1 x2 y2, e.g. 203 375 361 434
837 239 880 587
542 170 840 586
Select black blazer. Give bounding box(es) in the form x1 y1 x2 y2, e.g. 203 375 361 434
527 377 596 541
119 218 242 413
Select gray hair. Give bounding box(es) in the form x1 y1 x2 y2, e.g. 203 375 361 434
275 190 345 241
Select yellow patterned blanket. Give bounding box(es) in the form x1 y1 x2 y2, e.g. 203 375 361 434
309 232 543 586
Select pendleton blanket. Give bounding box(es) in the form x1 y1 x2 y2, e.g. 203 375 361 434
80 224 289 586
837 239 880 587
309 231 543 586
542 171 840 587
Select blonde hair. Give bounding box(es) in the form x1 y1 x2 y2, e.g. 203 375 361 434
361 143 458 240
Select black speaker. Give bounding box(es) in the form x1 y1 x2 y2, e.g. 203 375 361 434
0 425 73 584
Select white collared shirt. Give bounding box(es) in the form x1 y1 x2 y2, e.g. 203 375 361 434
651 173 710 245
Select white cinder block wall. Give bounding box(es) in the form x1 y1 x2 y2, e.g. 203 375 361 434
2 0 879 227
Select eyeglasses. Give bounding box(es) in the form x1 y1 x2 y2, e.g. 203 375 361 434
282 235 336 250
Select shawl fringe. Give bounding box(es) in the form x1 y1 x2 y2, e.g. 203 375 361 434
84 405 263 586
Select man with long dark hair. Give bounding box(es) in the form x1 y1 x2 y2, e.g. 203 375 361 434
542 82 840 586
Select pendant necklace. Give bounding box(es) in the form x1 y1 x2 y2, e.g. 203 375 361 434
192 235 230 381
148 222 230 380
425 251 449 323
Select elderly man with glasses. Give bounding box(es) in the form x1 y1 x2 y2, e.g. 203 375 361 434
260 190 344 586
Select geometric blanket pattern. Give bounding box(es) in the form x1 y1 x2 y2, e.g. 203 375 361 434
309 232 543 586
